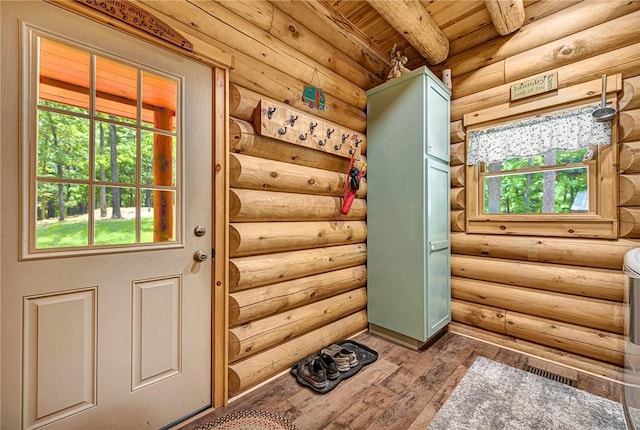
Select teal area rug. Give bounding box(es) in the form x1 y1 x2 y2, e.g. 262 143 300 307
428 356 626 430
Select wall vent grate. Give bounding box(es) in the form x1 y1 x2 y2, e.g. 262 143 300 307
525 364 577 387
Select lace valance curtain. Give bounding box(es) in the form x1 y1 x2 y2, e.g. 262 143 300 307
466 105 612 165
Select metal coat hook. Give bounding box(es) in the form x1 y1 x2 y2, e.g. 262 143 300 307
318 139 325 146
278 126 287 135
341 133 351 143
299 133 307 141
309 122 318 133
334 143 342 151
289 115 298 126
326 128 335 138
267 106 276 120
353 137 362 147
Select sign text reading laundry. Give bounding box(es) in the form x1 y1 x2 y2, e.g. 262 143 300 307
510 72 558 101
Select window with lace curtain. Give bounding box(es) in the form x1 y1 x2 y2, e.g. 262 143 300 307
465 103 618 239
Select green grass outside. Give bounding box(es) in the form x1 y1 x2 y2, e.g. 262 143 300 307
36 217 155 248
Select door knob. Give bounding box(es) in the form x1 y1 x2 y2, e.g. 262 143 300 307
193 250 208 262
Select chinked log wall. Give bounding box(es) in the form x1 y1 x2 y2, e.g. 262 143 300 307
137 1 380 397
431 0 640 379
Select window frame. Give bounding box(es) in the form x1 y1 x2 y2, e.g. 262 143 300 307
22 27 185 259
465 100 618 240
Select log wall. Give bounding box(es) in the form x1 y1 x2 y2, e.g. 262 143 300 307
134 0 640 395
619 80 640 238
226 112 368 397
136 1 378 398
442 2 640 378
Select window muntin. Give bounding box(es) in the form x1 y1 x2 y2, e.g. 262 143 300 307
481 148 591 215
31 34 181 254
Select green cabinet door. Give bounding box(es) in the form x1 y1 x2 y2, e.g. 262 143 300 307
426 157 451 337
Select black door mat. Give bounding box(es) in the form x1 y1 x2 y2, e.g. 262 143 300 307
290 340 378 394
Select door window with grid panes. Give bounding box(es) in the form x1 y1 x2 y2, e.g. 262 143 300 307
29 36 181 256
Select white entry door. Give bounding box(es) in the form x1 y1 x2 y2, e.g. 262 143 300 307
1 2 213 429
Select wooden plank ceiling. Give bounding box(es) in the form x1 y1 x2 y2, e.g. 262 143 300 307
39 37 177 123
323 0 578 71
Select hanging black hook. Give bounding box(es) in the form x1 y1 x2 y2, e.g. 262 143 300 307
309 122 318 133
326 128 335 139
278 126 287 135
267 106 276 120
341 133 351 143
318 139 325 146
299 133 307 141
334 143 342 151
289 115 298 127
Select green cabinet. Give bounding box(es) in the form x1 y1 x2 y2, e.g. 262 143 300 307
366 66 451 349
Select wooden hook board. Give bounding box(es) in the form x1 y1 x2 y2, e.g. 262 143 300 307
254 99 364 159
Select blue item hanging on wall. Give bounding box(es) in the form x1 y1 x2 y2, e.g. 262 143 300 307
303 68 326 110
303 85 326 111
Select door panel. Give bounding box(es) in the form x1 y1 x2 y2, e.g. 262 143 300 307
1 3 213 429
426 158 451 336
23 289 97 429
426 80 450 163
132 276 182 390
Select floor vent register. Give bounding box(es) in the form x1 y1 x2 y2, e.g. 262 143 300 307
525 364 577 387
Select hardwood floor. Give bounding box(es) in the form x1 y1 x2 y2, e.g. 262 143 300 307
180 331 623 430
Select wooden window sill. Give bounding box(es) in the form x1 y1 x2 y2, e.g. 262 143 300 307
466 217 618 239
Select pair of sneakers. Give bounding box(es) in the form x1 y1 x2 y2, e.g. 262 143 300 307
297 352 339 389
321 344 358 372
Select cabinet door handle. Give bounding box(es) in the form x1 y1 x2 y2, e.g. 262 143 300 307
428 240 449 254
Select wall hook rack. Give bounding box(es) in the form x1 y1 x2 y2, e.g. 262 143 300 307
254 99 364 160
